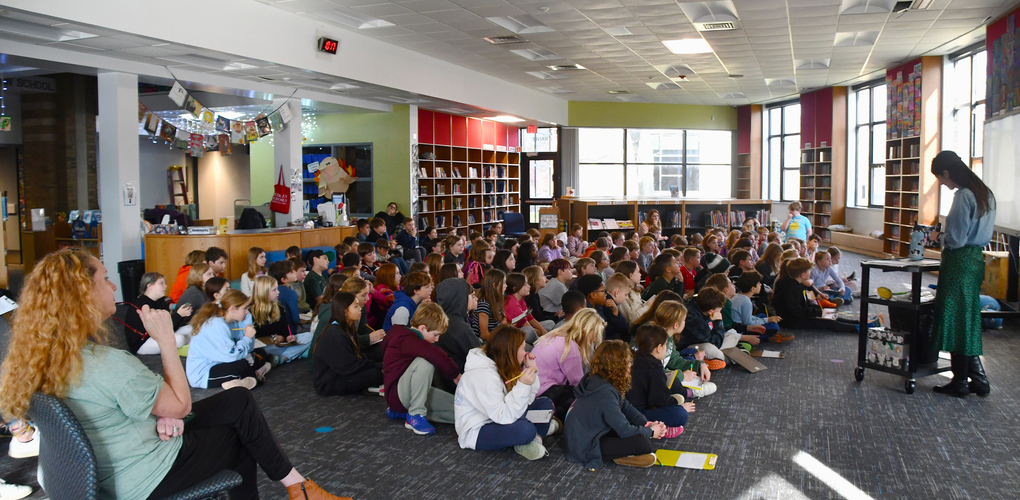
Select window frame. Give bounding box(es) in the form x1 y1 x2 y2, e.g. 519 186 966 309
941 45 987 216
849 79 887 208
763 100 801 202
577 127 733 199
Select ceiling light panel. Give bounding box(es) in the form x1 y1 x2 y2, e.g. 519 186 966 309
646 81 682 90
833 31 880 46
839 0 896 14
486 15 555 34
510 47 563 61
526 71 570 80
662 38 713 54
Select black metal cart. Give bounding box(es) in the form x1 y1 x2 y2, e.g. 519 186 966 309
855 258 950 394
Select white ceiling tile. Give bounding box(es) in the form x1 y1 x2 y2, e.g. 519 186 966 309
399 0 460 12
353 3 414 15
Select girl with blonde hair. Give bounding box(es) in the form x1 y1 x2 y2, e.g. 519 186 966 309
0 248 346 499
531 308 605 421
251 276 313 363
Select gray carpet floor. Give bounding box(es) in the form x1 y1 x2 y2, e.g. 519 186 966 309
2 250 1019 499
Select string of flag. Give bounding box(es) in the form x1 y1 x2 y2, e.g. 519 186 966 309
138 80 297 158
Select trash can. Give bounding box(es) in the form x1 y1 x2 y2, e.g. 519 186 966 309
118 260 146 301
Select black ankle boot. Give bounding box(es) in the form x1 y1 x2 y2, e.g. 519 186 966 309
968 356 990 396
934 354 970 397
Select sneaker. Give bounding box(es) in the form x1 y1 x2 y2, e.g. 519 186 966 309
613 453 657 468
738 342 752 354
767 332 796 343
829 298 845 307
513 437 548 461
404 414 435 435
662 426 684 439
0 479 31 500
366 385 384 396
547 417 561 436
847 271 857 281
8 430 39 459
705 359 727 371
269 355 283 368
386 408 408 420
285 479 352 500
255 363 272 380
691 381 717 398
221 377 257 391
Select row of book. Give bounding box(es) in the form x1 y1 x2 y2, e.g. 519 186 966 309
417 165 511 178
587 219 636 230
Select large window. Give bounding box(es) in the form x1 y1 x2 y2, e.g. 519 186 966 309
848 82 887 207
763 102 800 201
578 128 731 198
942 48 986 215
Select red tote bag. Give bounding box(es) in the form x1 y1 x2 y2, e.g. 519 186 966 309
269 166 291 214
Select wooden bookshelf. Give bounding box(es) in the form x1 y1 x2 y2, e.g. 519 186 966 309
562 198 772 241
735 104 763 199
416 112 521 234
799 146 835 240
882 57 941 256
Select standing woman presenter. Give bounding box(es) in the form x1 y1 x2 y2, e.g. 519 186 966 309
930 151 996 398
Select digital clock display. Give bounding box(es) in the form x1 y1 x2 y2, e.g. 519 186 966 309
319 37 338 54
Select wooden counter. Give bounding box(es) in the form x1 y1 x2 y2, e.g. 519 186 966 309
145 225 355 282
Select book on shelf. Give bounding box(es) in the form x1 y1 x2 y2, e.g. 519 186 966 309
419 200 428 212
603 218 619 230
469 184 477 193
589 218 603 230
419 167 428 177
702 210 729 228
452 167 462 177
468 214 476 224
669 185 679 198
453 216 462 227
454 199 462 209
453 184 461 194
469 167 479 177
419 185 428 195
437 185 445 195
419 217 429 229
618 220 634 229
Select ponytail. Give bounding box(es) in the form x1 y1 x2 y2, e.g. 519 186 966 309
190 289 249 335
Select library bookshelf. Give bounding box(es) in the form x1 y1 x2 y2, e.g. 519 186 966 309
560 198 772 241
799 146 835 241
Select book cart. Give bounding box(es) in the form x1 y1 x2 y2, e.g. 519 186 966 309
854 258 949 394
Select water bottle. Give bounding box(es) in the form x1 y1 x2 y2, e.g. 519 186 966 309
909 224 925 260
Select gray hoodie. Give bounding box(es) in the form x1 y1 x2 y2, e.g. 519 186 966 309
564 374 652 470
436 278 482 373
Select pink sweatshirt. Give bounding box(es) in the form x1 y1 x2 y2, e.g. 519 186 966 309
504 295 535 328
532 335 584 395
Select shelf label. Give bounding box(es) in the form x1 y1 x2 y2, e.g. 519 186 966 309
596 201 614 205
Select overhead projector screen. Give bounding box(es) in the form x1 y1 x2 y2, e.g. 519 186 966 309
982 113 1020 236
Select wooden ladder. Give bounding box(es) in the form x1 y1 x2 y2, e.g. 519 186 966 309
167 166 189 205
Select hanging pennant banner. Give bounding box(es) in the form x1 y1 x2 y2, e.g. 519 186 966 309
138 102 148 122
218 134 232 155
184 95 202 117
268 111 284 133
215 115 230 133
159 122 177 142
169 82 188 107
143 112 160 135
244 121 259 142
256 116 272 137
279 105 293 124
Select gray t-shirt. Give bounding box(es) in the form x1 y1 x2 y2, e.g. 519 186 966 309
63 343 181 499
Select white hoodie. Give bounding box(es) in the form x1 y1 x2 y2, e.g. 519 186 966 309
454 348 539 449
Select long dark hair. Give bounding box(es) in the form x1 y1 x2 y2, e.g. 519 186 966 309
322 292 360 357
931 150 995 217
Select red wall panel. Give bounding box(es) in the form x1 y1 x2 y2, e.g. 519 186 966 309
507 127 519 151
481 120 495 149
814 87 834 146
434 112 452 145
495 123 508 148
736 105 751 154
418 109 433 144
468 118 482 149
799 92 816 148
451 115 468 147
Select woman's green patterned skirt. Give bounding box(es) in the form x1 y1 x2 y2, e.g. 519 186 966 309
933 245 985 356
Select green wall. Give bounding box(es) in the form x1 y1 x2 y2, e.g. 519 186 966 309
250 105 411 215
568 101 738 130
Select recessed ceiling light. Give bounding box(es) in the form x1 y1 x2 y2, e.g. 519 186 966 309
526 71 569 80
662 38 713 54
537 86 575 94
646 82 682 90
330 83 361 91
484 35 527 45
607 90 630 94
795 59 830 70
604 27 633 36
486 15 554 34
547 64 585 71
510 47 562 61
839 0 895 15
833 31 880 47
487 115 525 123
720 93 745 99
728 74 743 79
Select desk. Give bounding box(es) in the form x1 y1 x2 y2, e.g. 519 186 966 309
145 225 355 281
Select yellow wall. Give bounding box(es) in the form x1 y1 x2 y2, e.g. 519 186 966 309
250 106 411 215
568 101 738 130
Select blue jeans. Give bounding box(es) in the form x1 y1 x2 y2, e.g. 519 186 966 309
264 331 313 362
641 405 688 428
824 287 852 303
474 397 553 451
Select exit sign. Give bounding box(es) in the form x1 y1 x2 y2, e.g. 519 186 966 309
527 125 537 134
318 37 338 54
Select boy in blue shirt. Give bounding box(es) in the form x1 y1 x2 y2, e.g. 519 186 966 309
781 201 812 241
268 260 301 328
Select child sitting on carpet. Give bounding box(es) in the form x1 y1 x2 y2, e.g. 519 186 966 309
383 303 460 435
626 324 694 438
312 292 383 396
679 288 742 370
627 294 714 397
505 272 548 343
455 325 556 460
811 251 852 304
606 266 645 324
532 308 605 422
565 340 664 470
703 274 767 345
731 271 789 343
382 272 433 331
772 258 857 332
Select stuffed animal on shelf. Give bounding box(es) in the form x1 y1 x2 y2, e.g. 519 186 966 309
317 156 356 198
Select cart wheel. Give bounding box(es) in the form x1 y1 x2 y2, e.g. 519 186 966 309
905 379 915 394
854 367 864 382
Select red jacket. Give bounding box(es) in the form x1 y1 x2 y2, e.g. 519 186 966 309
679 265 697 293
168 265 191 303
382 325 460 412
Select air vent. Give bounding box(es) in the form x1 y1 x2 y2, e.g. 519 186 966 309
255 76 275 82
607 90 629 95
547 64 585 71
484 35 527 45
696 21 735 31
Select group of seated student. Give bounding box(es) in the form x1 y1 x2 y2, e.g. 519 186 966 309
65 206 864 496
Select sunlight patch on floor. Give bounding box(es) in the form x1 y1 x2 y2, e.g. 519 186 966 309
792 451 875 500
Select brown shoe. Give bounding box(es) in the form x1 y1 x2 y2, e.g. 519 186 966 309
286 479 352 500
613 453 657 468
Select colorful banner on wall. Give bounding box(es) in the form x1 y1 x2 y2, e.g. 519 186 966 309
987 5 1020 117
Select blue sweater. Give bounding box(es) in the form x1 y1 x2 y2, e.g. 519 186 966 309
383 290 418 331
278 285 300 326
185 315 254 389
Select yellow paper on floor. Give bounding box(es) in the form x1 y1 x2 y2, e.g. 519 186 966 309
656 449 717 470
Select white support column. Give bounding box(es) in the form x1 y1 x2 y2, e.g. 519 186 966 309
272 98 303 227
97 71 141 302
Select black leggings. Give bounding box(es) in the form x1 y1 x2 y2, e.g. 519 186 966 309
147 388 293 500
315 366 383 396
206 350 269 386
600 430 653 462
